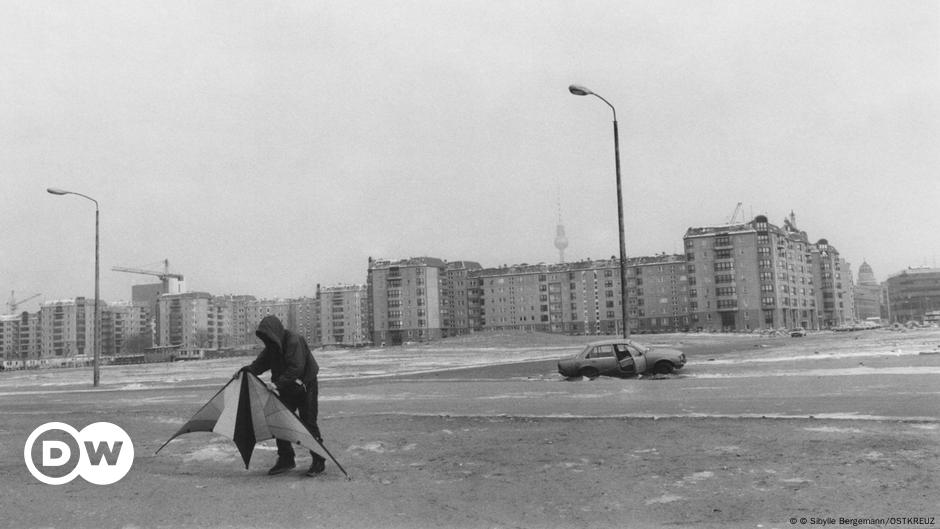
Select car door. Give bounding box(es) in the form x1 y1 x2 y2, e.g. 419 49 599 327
614 343 637 375
626 343 648 374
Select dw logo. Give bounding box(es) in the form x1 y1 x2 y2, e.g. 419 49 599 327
23 422 134 485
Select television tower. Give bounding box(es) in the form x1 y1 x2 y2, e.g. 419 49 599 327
554 198 568 263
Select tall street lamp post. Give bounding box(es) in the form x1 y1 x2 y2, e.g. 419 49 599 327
47 187 100 386
569 84 630 338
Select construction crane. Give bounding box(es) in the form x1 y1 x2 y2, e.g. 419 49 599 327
7 291 41 314
727 202 744 224
112 259 185 294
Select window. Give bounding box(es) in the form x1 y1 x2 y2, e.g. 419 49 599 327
717 299 737 309
587 345 615 358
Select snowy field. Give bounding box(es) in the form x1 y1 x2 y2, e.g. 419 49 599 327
4 329 939 529
2 328 939 394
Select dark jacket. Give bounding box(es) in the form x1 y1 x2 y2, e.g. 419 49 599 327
247 315 319 389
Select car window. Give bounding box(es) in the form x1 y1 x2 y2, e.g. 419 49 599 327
587 345 615 359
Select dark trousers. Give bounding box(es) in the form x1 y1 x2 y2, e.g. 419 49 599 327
276 378 325 463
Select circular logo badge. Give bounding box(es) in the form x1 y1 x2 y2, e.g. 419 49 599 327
24 422 134 485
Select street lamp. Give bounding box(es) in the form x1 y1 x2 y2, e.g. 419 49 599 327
569 84 630 338
47 187 100 386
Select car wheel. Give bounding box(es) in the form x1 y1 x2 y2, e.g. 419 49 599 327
578 367 599 379
653 361 674 375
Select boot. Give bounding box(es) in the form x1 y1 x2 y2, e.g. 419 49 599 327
267 457 296 475
306 454 326 476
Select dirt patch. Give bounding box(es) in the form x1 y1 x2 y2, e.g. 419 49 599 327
7 414 938 528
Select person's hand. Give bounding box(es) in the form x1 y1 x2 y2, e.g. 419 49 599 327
265 381 279 395
232 366 251 379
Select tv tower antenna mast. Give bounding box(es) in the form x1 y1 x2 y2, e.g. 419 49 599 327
553 187 568 263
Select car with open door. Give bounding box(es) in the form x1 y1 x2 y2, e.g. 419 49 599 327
557 338 686 379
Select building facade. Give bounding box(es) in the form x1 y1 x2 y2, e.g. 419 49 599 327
367 257 446 345
813 239 854 327
884 267 940 324
157 292 217 348
317 285 368 346
40 298 94 357
682 214 853 331
441 261 482 337
854 262 882 321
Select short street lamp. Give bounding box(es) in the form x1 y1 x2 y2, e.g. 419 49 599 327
569 84 630 338
47 187 100 386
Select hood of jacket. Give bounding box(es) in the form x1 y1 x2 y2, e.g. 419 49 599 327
255 315 286 347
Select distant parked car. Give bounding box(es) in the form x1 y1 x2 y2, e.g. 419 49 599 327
557 338 686 379
789 328 807 337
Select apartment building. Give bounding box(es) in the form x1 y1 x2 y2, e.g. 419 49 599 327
100 302 146 356
0 315 19 360
1 311 41 366
317 285 368 346
367 257 446 345
630 255 692 333
40 298 94 357
441 261 482 337
471 255 689 336
290 296 320 347
157 292 219 348
683 214 825 331
813 239 854 327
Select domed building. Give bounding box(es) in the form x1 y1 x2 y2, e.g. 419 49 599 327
853 261 882 321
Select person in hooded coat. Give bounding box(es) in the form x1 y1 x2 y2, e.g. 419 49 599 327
239 315 326 476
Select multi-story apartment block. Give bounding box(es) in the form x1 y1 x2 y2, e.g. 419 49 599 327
290 296 320 347
813 239 854 327
884 266 940 324
441 261 482 337
18 311 42 361
317 285 368 346
0 311 42 366
0 315 19 360
100 302 146 356
248 298 291 327
684 214 825 331
157 292 218 348
472 255 689 336
212 294 257 347
367 257 446 345
40 298 94 357
630 254 692 333
475 263 567 333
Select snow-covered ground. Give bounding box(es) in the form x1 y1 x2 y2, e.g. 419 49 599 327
0 342 582 393
2 328 938 392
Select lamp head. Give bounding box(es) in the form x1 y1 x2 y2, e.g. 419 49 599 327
47 187 69 195
568 84 593 96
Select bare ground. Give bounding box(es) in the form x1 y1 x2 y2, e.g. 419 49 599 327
6 412 938 529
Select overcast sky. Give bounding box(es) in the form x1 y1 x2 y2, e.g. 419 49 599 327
2 1 937 312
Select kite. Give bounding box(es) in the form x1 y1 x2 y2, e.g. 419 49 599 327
155 371 349 479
